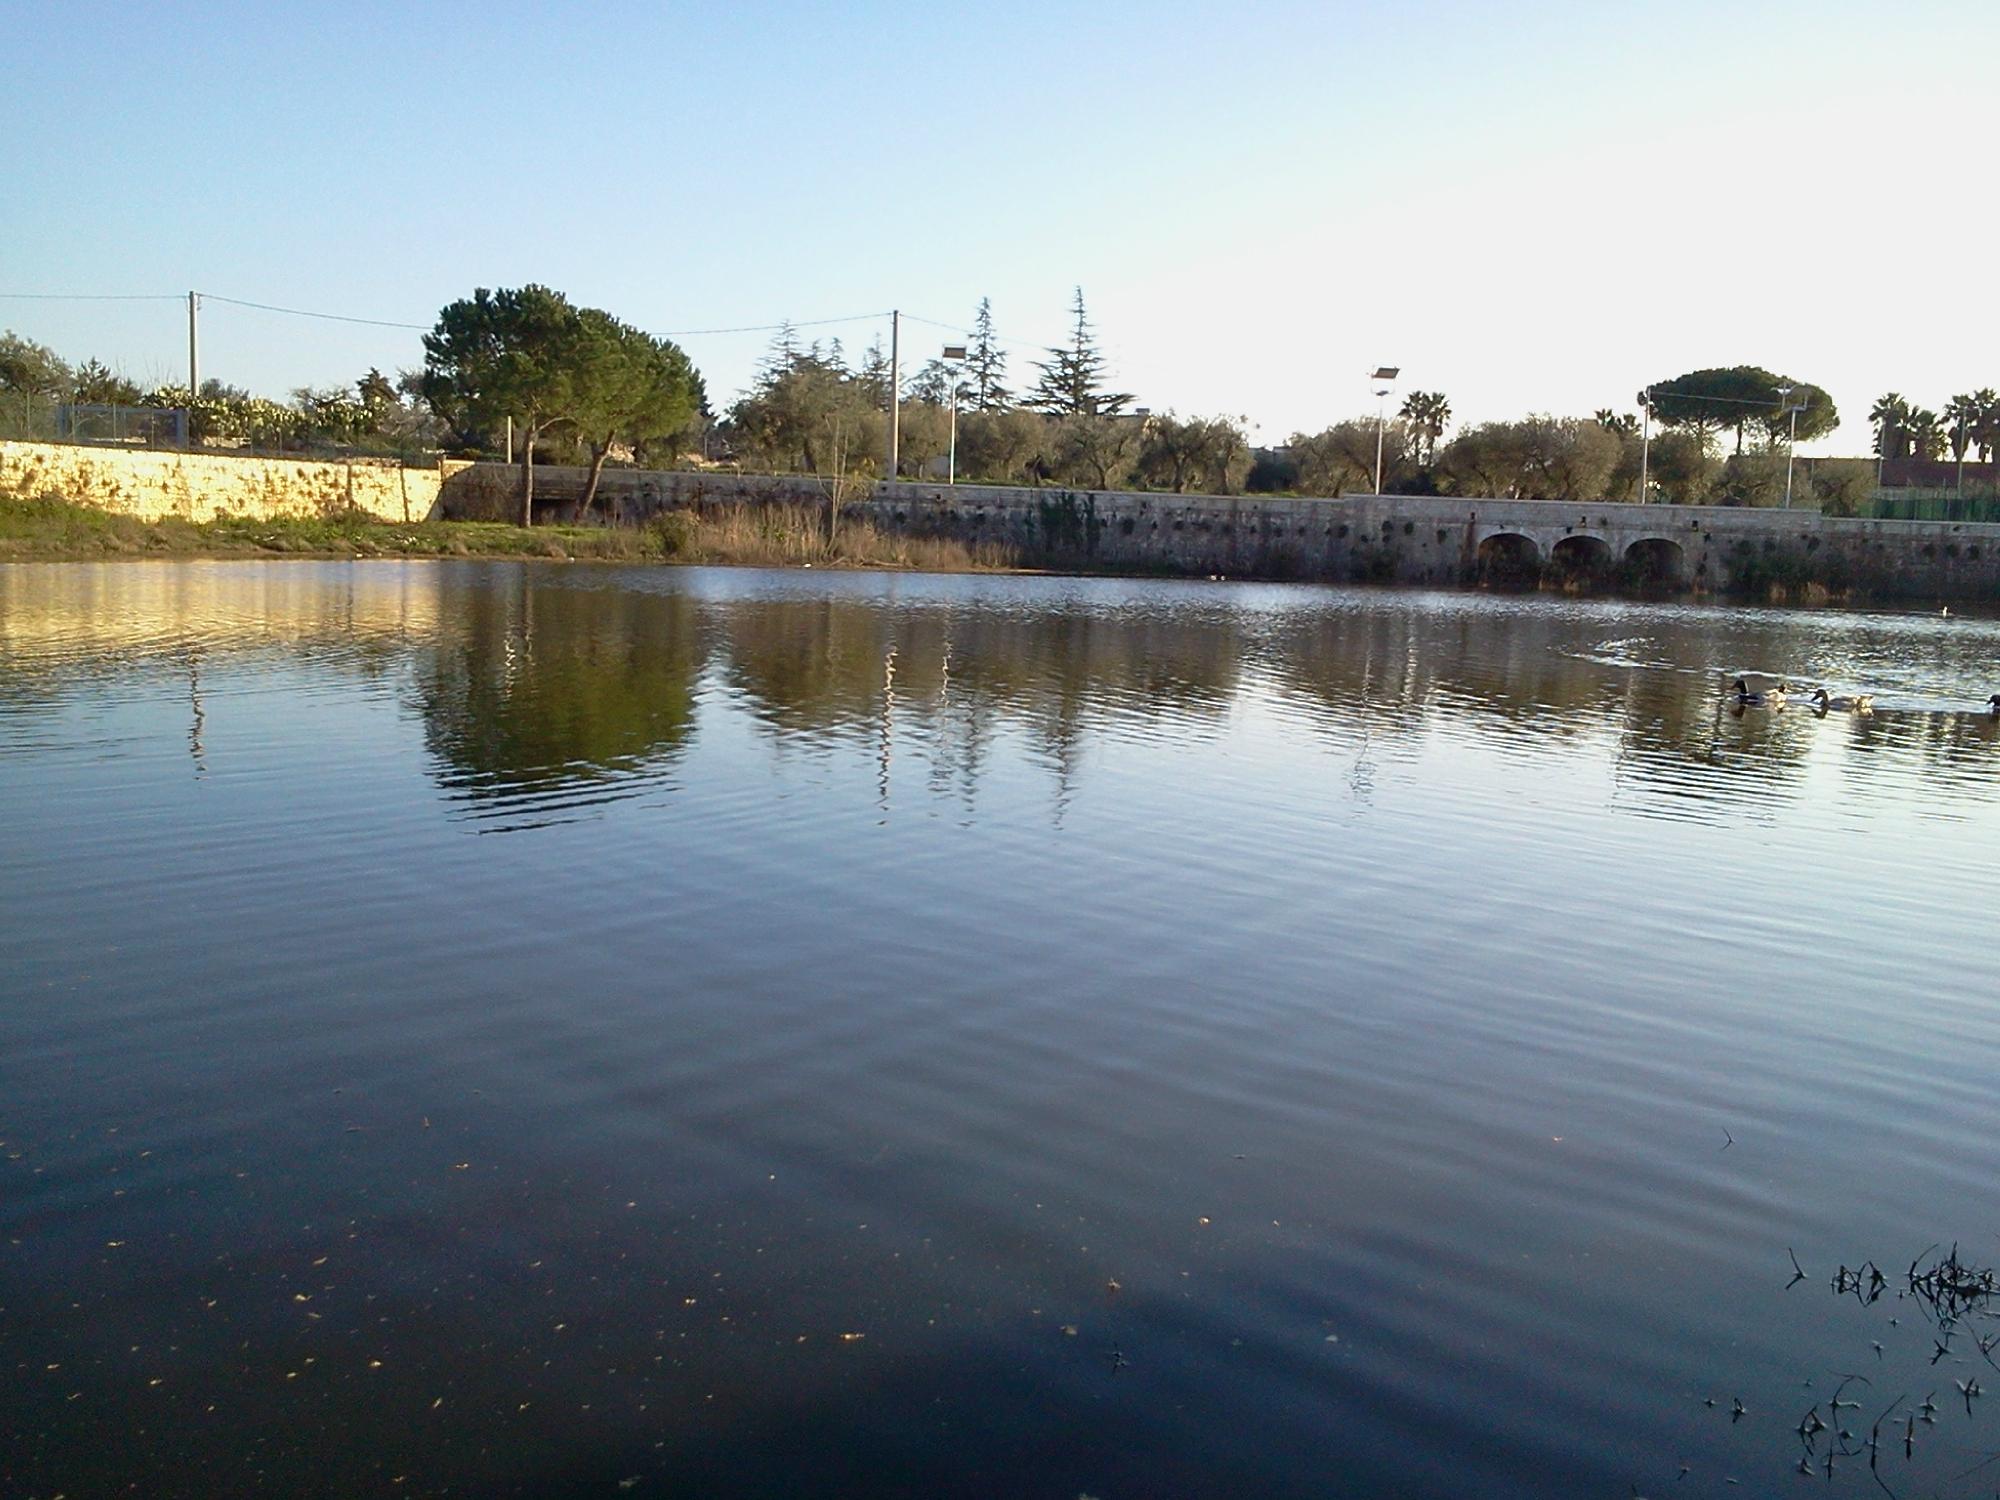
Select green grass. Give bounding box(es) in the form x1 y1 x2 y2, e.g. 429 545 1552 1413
0 492 643 561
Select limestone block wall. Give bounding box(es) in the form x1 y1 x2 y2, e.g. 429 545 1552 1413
0 441 445 524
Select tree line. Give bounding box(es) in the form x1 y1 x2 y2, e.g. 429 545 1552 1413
1869 391 2000 467
4 290 1947 520
722 289 1250 496
1260 367 1871 512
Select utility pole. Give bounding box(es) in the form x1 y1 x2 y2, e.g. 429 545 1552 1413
887 310 901 480
187 290 200 448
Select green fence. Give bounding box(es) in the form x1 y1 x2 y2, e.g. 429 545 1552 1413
1869 490 2000 524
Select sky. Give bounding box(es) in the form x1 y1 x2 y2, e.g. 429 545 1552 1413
3 0 1996 455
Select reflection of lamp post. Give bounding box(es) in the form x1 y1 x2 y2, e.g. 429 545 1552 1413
1775 384 1805 508
1371 366 1399 495
942 344 967 484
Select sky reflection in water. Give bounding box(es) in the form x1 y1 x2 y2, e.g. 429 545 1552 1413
2 560 1998 1499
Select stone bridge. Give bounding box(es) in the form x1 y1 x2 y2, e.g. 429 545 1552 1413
430 463 2000 600
1384 497 1763 588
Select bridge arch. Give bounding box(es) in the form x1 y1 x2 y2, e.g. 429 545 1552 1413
1550 534 1613 577
1475 531 1542 584
1623 536 1686 585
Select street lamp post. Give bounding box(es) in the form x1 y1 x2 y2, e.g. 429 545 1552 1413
1954 406 1968 499
1371 366 1399 495
1637 388 1652 504
942 344 967 485
1775 384 1803 509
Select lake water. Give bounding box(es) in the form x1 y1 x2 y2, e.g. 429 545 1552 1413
4 560 1999 1499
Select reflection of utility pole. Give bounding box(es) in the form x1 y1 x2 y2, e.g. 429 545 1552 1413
187 649 207 775
877 644 897 817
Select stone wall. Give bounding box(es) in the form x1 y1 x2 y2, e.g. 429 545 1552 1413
0 441 446 524
439 462 2000 599
10 441 2000 600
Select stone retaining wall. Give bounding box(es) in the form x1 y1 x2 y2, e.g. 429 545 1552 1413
0 441 446 524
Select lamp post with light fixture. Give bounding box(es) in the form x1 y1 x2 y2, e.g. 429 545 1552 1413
1774 384 1805 508
1636 387 1653 504
1371 367 1400 495
942 344 967 485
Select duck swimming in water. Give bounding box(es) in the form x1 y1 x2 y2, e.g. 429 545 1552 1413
1810 688 1873 714
1732 677 1786 707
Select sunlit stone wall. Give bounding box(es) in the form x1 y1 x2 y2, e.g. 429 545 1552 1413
0 441 446 524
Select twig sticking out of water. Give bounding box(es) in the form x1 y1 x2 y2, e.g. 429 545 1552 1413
1909 1244 1999 1329
1833 1261 1888 1305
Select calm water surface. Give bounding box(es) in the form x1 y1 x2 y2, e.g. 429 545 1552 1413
3 561 1999 1499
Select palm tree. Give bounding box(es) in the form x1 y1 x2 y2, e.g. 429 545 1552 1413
1905 407 1944 462
1868 392 1909 455
1869 391 1910 484
1967 388 1998 464
1594 408 1639 437
1945 394 1981 462
1399 391 1451 467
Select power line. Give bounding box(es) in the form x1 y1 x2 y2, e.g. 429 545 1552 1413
0 292 183 302
656 311 891 337
198 292 430 330
3 289 898 341
904 311 1060 355
203 295 898 340
1645 388 1809 411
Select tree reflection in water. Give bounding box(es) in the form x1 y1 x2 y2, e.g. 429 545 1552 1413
412 571 706 823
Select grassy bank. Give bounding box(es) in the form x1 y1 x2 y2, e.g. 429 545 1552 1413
0 494 1015 572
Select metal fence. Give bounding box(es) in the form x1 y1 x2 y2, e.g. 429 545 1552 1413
53 402 188 447
0 396 441 469
1869 490 2000 524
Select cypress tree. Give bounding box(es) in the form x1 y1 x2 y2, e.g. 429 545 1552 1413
966 297 1010 411
1028 288 1133 417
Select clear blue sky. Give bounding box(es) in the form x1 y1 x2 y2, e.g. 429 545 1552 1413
4 0 1995 452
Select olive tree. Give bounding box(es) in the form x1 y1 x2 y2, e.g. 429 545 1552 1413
1045 414 1141 488
1293 418 1407 495
955 408 1047 484
1135 413 1252 494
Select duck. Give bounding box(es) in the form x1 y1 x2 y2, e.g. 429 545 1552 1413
1732 677 1786 707
1988 694 2000 716
1810 688 1874 714
1726 669 1787 694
